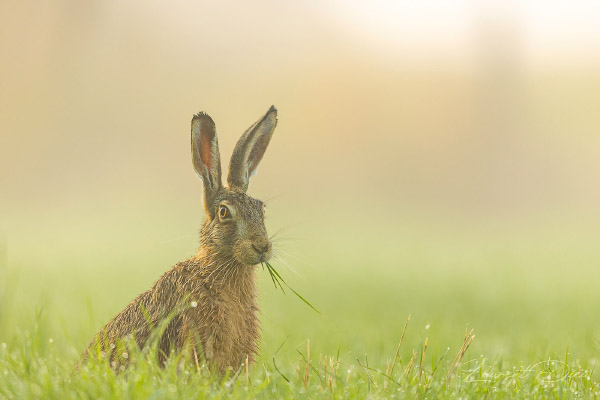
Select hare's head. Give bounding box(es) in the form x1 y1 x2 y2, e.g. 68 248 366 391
191 106 277 266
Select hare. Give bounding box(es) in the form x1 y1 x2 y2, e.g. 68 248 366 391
79 106 278 374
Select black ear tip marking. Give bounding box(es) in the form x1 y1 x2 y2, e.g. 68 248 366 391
192 112 215 125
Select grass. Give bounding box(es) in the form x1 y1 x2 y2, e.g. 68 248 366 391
1 312 598 399
262 261 321 315
1 214 600 398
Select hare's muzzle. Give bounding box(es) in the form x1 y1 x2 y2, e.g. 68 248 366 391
251 235 272 262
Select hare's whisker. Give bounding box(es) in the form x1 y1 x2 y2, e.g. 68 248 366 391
271 254 302 279
274 248 315 271
262 193 283 204
269 221 306 239
205 256 235 283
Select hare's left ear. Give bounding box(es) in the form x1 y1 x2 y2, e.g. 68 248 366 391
227 106 277 192
191 112 222 217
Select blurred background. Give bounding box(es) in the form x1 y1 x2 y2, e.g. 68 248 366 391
1 0 599 363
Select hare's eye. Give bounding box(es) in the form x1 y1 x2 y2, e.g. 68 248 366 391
218 205 230 219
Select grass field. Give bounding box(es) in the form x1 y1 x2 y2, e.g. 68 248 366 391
2 0 600 397
1 205 599 399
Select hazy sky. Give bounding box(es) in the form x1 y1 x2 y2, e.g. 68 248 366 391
1 0 599 222
324 0 600 66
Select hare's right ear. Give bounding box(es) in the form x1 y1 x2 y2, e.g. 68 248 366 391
227 106 277 192
191 112 222 217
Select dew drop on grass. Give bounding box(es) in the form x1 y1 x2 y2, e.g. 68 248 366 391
191 301 198 308
425 324 430 330
48 338 54 343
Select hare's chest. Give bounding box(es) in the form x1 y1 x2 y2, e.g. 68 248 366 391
186 289 259 368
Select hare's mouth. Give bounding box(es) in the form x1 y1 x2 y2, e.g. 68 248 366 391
238 250 272 266
235 241 272 266
257 252 271 263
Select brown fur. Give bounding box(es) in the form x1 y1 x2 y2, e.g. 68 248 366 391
79 107 278 374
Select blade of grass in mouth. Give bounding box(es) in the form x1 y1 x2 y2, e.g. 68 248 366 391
263 262 283 292
262 262 321 315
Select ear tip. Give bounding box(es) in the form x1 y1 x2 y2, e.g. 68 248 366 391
268 105 278 115
192 111 215 125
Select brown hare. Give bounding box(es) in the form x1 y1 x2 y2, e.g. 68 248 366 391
79 106 278 374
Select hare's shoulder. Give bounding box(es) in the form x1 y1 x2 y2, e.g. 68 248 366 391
149 258 207 298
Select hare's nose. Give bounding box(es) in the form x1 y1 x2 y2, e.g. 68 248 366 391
252 236 271 254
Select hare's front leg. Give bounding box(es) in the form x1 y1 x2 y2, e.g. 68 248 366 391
175 314 212 370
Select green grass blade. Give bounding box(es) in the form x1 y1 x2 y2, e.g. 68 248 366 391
265 262 321 315
262 262 282 291
285 285 321 315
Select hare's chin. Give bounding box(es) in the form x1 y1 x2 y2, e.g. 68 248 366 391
237 256 262 266
235 252 271 266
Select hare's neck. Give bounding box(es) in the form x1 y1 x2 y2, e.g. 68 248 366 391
194 247 257 295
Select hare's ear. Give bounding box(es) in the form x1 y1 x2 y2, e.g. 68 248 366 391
227 106 277 192
191 112 222 217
